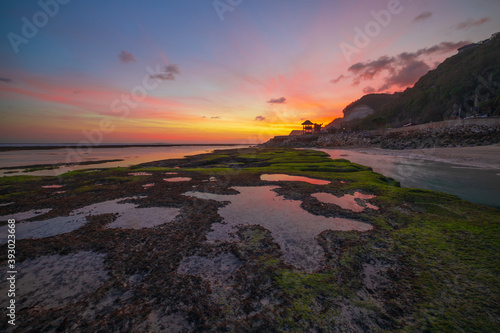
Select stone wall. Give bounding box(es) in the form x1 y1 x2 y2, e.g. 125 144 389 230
261 118 500 149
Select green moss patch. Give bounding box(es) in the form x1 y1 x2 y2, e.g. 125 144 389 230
1 147 498 332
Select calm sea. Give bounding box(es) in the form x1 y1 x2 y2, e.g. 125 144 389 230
319 148 500 210
0 145 250 176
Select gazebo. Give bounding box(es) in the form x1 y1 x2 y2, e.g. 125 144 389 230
302 120 314 134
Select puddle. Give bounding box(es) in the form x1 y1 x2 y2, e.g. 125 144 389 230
0 208 52 222
0 215 87 244
128 172 153 176
41 185 63 189
142 183 155 188
0 202 14 207
0 251 108 310
164 172 178 175
164 177 191 182
261 174 330 185
0 198 180 243
76 198 180 229
106 206 179 229
185 186 372 272
54 191 67 194
312 192 378 212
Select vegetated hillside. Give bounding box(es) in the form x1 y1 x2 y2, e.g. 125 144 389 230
346 33 500 130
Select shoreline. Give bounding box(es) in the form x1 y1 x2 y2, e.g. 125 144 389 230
0 143 244 152
326 144 500 170
0 147 498 331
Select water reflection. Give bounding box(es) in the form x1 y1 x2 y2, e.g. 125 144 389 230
164 177 191 182
312 192 378 212
261 174 330 185
319 149 500 209
0 197 179 243
0 145 249 176
185 186 372 272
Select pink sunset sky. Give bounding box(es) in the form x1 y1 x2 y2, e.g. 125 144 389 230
0 0 499 143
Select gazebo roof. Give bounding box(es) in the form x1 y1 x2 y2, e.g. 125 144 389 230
301 120 314 125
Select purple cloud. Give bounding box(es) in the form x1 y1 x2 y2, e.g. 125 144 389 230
455 17 490 30
118 51 136 63
362 86 376 94
413 11 432 22
267 97 286 104
345 41 468 92
150 64 181 81
330 74 347 84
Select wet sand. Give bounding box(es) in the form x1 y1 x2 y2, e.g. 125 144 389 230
347 144 500 170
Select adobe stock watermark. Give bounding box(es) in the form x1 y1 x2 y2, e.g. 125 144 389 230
462 71 500 115
63 64 168 167
213 0 243 22
339 0 406 63
7 0 71 54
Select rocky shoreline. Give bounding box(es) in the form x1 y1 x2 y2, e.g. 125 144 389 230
261 123 500 149
0 148 499 331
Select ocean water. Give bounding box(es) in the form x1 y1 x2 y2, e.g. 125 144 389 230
0 145 249 176
319 148 500 209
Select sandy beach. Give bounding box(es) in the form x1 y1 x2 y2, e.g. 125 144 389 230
352 144 500 170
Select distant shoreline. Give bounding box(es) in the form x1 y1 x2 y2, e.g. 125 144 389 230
317 144 500 170
0 143 244 152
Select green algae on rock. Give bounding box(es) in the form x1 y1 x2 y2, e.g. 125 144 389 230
0 147 498 332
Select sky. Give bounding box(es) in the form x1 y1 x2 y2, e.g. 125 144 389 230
0 0 499 144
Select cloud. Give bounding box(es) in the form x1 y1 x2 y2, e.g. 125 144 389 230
330 74 347 84
211 116 221 119
150 64 181 81
345 41 468 92
255 115 265 121
348 56 395 85
413 11 432 22
362 86 376 94
150 73 175 80
118 51 136 63
165 64 180 75
455 17 490 30
0 77 13 83
377 60 430 92
267 97 286 104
